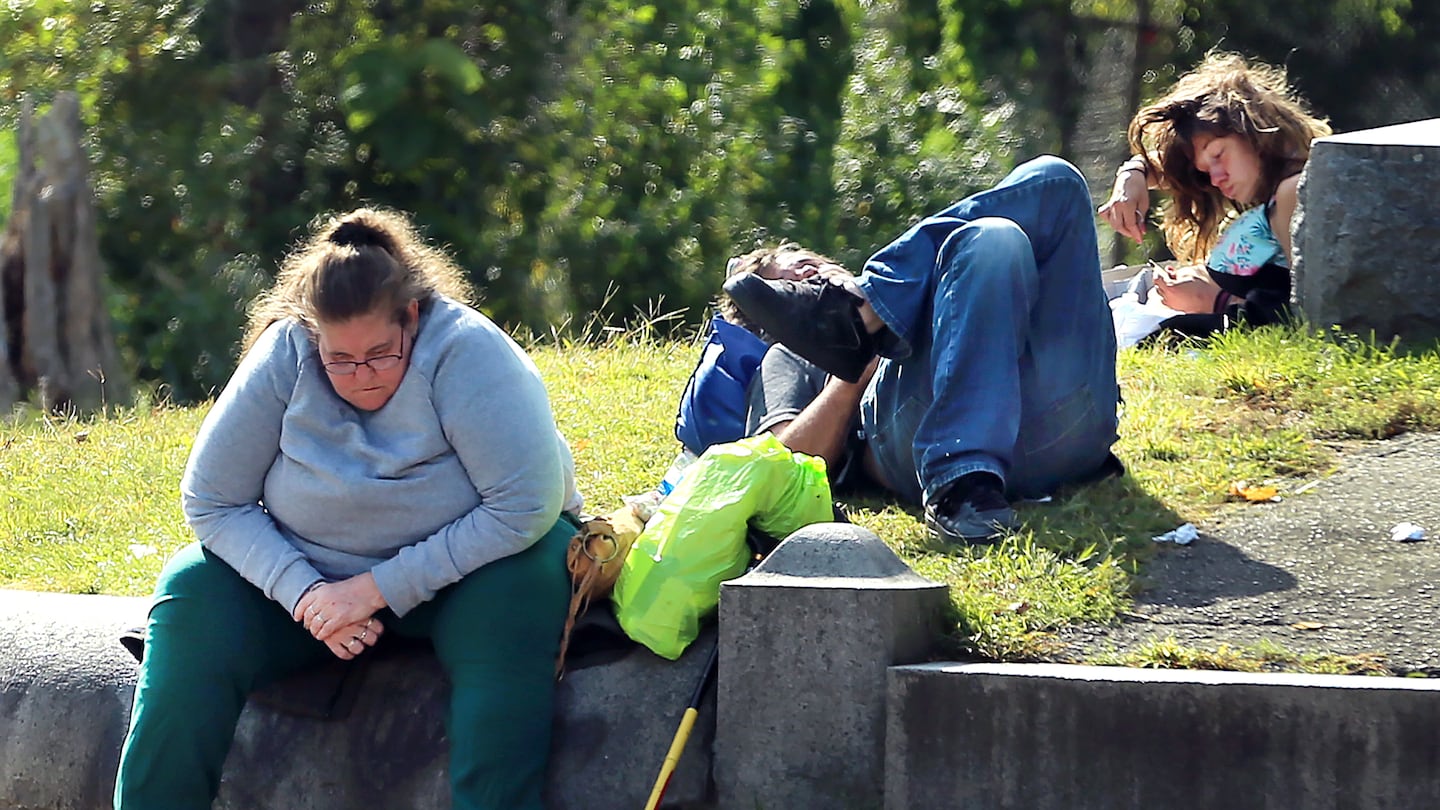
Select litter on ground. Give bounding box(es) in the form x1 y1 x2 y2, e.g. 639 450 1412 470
1391 522 1426 543
1152 523 1198 546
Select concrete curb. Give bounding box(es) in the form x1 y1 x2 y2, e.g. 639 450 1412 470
887 662 1440 809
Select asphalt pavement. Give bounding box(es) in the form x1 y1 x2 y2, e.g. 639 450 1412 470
1056 431 1440 673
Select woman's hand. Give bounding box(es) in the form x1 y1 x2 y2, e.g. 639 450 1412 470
323 617 386 660
1153 265 1223 313
1099 165 1150 243
293 573 388 643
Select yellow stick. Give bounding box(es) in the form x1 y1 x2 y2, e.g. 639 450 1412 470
642 707 699 810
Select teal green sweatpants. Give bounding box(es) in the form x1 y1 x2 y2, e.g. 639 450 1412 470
113 514 576 810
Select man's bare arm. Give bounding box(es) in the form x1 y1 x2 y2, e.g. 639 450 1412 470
770 357 878 470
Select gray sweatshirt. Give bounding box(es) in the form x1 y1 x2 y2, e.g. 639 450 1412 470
180 296 583 616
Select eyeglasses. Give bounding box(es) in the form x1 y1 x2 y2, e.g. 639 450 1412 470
322 329 406 376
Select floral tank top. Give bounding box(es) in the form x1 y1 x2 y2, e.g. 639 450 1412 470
1207 202 1287 276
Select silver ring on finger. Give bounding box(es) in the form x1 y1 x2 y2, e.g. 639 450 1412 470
359 629 369 642
347 638 361 650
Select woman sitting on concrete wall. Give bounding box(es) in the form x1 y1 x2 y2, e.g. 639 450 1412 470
113 208 583 810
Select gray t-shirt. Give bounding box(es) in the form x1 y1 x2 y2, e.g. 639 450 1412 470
743 344 827 436
743 344 864 485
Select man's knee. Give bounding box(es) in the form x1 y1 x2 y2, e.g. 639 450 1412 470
1018 154 1087 191
941 217 1031 270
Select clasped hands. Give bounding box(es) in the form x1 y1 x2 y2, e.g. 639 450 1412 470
292 573 388 660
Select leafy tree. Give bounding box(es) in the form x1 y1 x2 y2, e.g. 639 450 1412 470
7 0 1437 402
1166 0 1437 133
518 0 775 327
827 0 1017 264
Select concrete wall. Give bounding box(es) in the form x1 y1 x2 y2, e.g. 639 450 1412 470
0 524 938 810
716 523 950 810
0 590 137 810
887 662 1440 810
14 529 1440 810
1293 119 1440 341
0 589 715 810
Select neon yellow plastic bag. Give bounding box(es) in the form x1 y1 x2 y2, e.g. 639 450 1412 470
612 433 834 659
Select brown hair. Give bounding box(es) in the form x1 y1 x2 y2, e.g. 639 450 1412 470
242 208 475 353
1129 51 1331 262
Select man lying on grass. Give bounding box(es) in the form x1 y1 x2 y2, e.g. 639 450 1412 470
715 156 1123 543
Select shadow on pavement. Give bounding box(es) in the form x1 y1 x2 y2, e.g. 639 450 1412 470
1133 534 1298 608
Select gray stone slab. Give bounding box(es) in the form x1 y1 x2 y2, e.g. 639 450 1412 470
715 523 948 810
548 630 717 810
887 662 1440 810
1292 118 1440 341
0 590 138 810
1322 119 1440 146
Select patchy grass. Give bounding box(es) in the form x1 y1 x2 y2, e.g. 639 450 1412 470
1089 636 1393 677
5 321 1440 670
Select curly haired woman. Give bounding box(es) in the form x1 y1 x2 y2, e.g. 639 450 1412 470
1100 51 1332 336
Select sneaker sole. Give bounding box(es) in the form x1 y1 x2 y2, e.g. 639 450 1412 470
723 274 875 383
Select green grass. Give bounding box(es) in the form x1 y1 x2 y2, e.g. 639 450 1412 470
0 128 15 228
1089 636 1393 677
5 322 1440 673
0 402 205 594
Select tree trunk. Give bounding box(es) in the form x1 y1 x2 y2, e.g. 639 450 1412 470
0 93 129 413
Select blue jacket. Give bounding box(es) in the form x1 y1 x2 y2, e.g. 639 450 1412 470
674 314 770 455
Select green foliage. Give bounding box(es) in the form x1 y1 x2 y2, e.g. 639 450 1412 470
0 129 13 227
2 0 1015 401
912 536 1131 661
0 0 199 132
828 0 1017 266
1165 0 1437 132
536 333 698 511
946 0 1082 155
4 0 1438 402
0 404 205 594
1094 636 1393 676
1117 323 1440 513
519 0 773 327
947 0 1439 162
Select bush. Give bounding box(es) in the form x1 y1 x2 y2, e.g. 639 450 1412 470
4 0 1437 400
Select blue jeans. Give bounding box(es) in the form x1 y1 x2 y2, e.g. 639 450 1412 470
858 156 1118 503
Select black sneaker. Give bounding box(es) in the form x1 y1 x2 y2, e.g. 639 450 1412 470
722 273 875 383
925 472 1019 545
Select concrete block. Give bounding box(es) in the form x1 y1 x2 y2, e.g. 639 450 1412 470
887 662 1440 810
218 624 718 810
0 589 713 809
1292 118 1440 341
715 523 949 810
0 590 138 810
